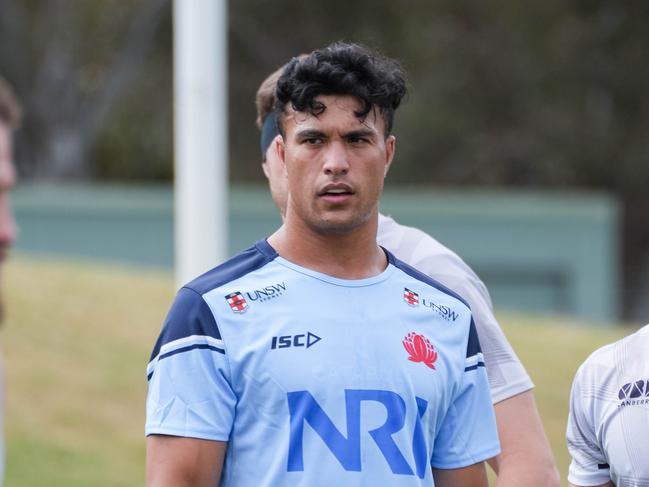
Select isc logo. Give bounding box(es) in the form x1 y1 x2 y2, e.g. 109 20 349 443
287 389 429 478
271 332 321 350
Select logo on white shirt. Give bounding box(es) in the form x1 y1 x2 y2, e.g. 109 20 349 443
618 379 649 407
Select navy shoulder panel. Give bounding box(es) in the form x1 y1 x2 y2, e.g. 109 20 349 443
186 239 277 295
466 318 483 358
149 286 221 361
386 248 471 310
149 240 277 362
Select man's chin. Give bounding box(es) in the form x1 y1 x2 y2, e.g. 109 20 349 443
311 211 374 236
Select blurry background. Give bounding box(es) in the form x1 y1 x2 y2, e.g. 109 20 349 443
1 1 648 485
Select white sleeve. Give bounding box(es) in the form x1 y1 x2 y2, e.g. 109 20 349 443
566 365 611 486
411 251 534 404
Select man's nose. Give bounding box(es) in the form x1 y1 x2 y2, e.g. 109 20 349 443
322 141 350 175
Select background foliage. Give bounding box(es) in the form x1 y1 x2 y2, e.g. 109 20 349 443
1 0 648 318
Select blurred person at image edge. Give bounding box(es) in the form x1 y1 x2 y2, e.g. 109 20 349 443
0 74 21 487
567 324 649 487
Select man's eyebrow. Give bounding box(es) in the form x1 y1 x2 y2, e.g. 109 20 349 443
295 129 326 139
343 129 377 139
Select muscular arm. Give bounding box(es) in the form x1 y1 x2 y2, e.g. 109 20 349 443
488 390 560 487
570 483 614 487
433 462 489 487
146 435 226 487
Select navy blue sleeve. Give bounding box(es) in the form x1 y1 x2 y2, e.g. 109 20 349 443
148 287 223 366
145 287 235 441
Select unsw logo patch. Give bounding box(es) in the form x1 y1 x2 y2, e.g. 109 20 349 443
404 287 460 322
403 332 438 370
403 288 419 306
225 291 248 313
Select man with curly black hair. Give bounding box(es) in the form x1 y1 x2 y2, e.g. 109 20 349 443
274 42 406 138
255 55 559 487
146 42 499 487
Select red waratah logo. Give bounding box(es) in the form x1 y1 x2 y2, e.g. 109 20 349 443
403 332 438 369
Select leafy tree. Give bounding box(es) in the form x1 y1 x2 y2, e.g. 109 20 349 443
0 0 170 178
1 0 648 319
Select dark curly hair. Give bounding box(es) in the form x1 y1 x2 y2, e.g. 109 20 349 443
274 42 407 137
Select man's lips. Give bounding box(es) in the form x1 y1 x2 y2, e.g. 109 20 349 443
318 183 354 196
318 184 354 204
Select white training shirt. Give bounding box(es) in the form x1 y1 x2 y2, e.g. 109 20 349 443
567 324 649 487
377 214 534 404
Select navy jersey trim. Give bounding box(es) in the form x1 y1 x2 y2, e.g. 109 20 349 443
466 318 483 358
148 287 223 361
386 249 470 310
597 463 610 470
186 240 277 295
147 343 226 380
159 343 225 361
149 240 276 364
464 362 486 372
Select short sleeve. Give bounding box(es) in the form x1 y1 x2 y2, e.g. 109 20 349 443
431 320 501 469
145 287 236 441
566 365 611 486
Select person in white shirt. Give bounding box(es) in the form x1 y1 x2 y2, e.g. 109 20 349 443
254 58 559 487
567 324 649 487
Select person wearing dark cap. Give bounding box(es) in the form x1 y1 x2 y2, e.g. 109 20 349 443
253 58 559 487
146 42 499 486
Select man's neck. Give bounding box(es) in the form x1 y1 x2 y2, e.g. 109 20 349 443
268 213 387 280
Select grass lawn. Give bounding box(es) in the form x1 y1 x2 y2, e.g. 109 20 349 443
2 256 638 486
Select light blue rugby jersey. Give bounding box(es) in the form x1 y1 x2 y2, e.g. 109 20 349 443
146 239 500 486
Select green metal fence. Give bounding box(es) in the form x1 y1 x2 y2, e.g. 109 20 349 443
12 183 619 321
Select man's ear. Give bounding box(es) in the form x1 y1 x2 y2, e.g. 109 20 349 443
261 161 271 179
384 135 396 177
276 135 286 169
